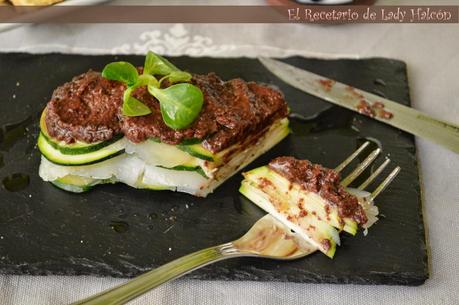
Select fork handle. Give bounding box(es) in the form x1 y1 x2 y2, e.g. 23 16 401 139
70 243 238 305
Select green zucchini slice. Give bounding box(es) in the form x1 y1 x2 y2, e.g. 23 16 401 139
38 132 126 166
40 108 124 155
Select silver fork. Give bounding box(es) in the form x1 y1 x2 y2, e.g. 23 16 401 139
71 141 400 305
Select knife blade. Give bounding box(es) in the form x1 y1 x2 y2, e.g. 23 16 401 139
259 57 459 154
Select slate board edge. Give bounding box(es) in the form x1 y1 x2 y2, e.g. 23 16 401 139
0 243 428 286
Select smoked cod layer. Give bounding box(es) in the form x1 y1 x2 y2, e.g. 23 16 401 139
38 71 290 197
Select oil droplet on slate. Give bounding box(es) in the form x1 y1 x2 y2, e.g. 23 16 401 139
0 116 33 151
110 221 129 233
2 173 30 192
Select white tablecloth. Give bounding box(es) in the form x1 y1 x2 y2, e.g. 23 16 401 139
1 3 458 304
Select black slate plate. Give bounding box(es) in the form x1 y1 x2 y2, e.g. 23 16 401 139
0 53 428 286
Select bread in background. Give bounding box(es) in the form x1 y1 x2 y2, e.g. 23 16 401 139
9 0 63 5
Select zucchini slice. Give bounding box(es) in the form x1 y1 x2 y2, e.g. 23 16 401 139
239 181 337 258
38 132 126 166
40 108 124 155
177 143 215 161
243 165 358 235
125 140 201 168
134 173 173 191
51 175 112 193
157 165 208 178
177 118 290 163
142 164 209 194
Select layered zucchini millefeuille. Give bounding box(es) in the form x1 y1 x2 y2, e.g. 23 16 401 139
240 157 378 258
38 52 290 197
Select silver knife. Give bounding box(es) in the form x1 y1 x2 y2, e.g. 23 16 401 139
259 57 459 154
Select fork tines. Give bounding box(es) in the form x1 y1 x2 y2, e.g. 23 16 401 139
335 141 401 200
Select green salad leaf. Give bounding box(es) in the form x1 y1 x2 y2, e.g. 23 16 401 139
163 71 192 85
122 89 151 117
144 51 179 76
102 62 138 86
138 74 159 87
102 51 204 129
149 83 203 130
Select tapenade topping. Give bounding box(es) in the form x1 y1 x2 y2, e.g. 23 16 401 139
45 71 288 153
268 156 368 225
